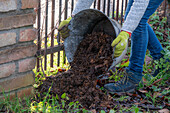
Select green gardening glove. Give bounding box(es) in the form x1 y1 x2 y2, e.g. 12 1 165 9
111 31 130 57
58 17 72 40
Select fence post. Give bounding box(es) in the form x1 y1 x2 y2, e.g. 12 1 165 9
37 0 41 72
50 0 55 68
116 0 120 21
97 0 101 10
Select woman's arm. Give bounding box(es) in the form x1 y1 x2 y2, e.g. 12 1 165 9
121 0 150 33
72 0 95 15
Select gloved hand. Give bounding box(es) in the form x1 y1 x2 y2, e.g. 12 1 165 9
58 17 72 40
111 31 130 57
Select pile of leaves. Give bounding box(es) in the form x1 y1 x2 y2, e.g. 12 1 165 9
38 32 116 110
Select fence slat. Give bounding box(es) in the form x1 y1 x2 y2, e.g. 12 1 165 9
44 0 49 70
112 0 115 19
107 0 110 16
37 0 41 72
71 0 74 13
58 0 62 66
64 0 68 19
97 0 101 10
125 0 128 11
50 0 55 67
103 0 106 13
36 45 64 56
94 0 96 9
116 0 119 21
121 0 124 25
63 0 68 64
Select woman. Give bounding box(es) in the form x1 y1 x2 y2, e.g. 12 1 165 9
59 0 166 93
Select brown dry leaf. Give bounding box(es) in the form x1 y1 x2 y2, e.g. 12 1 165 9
58 68 66 72
165 103 170 106
108 95 113 100
140 100 149 104
165 87 169 90
100 101 109 107
138 89 148 93
158 109 169 113
134 103 140 105
145 56 152 65
142 77 147 85
132 93 141 98
95 64 104 69
152 78 163 86
91 109 97 113
153 92 161 98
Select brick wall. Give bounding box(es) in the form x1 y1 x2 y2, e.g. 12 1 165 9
0 0 38 99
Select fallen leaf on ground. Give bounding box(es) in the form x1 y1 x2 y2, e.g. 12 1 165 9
153 92 161 98
138 89 148 93
158 108 169 113
91 109 97 113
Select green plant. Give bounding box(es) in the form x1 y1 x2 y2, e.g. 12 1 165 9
147 50 170 86
145 91 157 105
109 109 116 113
0 93 32 112
30 87 90 113
116 96 129 102
149 12 170 46
109 69 123 82
101 110 106 113
130 105 141 113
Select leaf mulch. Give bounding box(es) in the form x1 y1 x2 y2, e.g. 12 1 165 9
38 32 115 110
37 32 170 112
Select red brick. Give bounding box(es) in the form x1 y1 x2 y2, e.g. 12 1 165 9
0 72 34 93
0 44 37 64
0 63 16 79
0 13 36 30
0 0 17 12
17 86 34 99
19 57 36 72
21 0 38 9
20 29 37 42
0 32 16 47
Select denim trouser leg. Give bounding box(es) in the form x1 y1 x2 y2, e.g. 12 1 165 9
147 24 164 60
124 0 164 73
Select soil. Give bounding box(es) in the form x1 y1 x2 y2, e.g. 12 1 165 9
38 32 115 110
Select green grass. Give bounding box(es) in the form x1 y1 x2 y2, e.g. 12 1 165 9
0 90 90 113
0 94 32 112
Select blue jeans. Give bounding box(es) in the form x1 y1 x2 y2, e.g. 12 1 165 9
125 0 164 73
